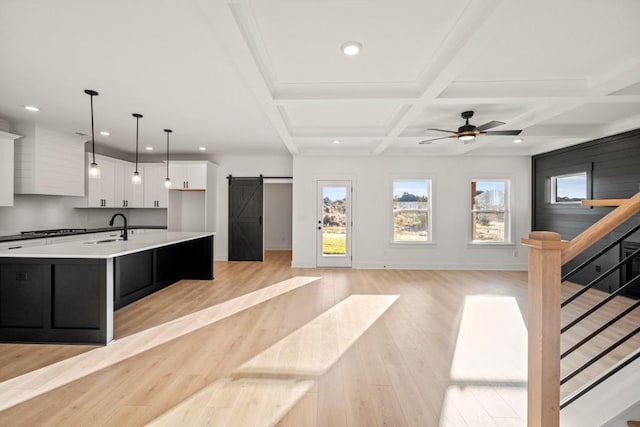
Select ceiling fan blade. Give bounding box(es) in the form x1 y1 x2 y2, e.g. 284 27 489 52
484 130 523 136
476 121 505 131
427 128 457 134
419 135 455 144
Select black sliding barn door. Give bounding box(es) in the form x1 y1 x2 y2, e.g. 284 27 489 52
228 177 264 261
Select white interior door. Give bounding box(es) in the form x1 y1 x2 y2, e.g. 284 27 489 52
316 180 352 267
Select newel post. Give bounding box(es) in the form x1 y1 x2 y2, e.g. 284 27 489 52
521 231 567 427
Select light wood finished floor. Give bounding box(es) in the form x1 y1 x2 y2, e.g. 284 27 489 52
0 251 637 426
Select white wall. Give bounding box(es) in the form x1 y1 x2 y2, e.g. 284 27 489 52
264 183 292 250
292 155 531 270
0 194 166 235
213 154 293 260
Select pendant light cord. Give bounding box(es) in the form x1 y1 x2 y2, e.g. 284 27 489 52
166 131 170 177
90 94 96 164
135 116 139 172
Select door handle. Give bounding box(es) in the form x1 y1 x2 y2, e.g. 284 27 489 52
259 216 262 225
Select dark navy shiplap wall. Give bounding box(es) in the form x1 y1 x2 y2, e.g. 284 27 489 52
532 128 640 292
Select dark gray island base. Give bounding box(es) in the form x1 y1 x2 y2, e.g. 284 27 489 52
0 233 214 345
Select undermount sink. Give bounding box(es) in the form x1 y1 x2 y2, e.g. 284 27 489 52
84 238 123 244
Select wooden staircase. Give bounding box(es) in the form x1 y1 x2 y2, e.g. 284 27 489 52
522 192 640 426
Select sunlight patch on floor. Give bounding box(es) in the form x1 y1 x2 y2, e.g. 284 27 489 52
236 294 399 376
148 294 399 426
148 377 315 427
440 295 528 426
0 276 320 412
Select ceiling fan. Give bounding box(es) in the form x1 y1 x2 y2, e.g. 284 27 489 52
419 111 522 144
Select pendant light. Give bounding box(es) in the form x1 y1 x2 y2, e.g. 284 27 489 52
84 89 100 179
132 113 143 185
164 129 172 188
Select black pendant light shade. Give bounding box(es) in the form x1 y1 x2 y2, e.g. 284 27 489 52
164 129 172 189
132 113 143 185
85 89 100 179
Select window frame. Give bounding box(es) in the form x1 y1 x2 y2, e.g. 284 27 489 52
549 171 588 205
470 178 511 244
391 178 433 244
543 163 593 208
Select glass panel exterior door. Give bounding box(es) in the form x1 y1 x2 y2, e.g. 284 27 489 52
317 180 352 267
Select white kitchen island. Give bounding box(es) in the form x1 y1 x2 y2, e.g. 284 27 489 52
0 231 214 344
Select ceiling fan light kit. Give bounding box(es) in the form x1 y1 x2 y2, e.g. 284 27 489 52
419 110 522 145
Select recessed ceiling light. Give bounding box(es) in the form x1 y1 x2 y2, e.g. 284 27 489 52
199 146 206 151
100 131 110 136
24 105 40 112
341 41 362 56
145 146 154 151
513 138 523 143
332 140 341 144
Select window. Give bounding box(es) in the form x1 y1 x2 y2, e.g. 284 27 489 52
550 172 587 204
392 180 431 242
471 180 509 243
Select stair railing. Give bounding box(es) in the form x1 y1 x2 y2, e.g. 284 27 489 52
522 191 640 427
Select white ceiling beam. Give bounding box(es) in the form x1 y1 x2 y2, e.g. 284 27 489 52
503 58 640 130
371 0 505 155
439 79 587 99
193 0 299 154
273 83 419 102
291 127 386 138
430 94 640 105
274 94 640 106
606 112 640 136
460 59 640 155
522 124 608 138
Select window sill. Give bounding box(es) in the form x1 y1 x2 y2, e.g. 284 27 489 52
467 242 515 248
390 241 437 246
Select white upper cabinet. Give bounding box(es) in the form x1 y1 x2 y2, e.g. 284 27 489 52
86 154 116 207
167 161 217 233
0 130 21 206
168 163 207 190
142 164 168 208
12 122 85 196
114 162 143 208
82 155 166 209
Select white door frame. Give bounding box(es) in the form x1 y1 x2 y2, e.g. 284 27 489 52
316 179 353 268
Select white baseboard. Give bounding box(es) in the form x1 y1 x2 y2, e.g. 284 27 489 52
353 261 528 271
290 260 527 271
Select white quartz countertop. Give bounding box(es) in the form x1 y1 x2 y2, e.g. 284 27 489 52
0 231 215 259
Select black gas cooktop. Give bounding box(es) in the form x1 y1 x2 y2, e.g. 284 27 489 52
20 228 88 237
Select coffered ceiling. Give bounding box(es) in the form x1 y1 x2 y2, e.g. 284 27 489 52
1 0 639 157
